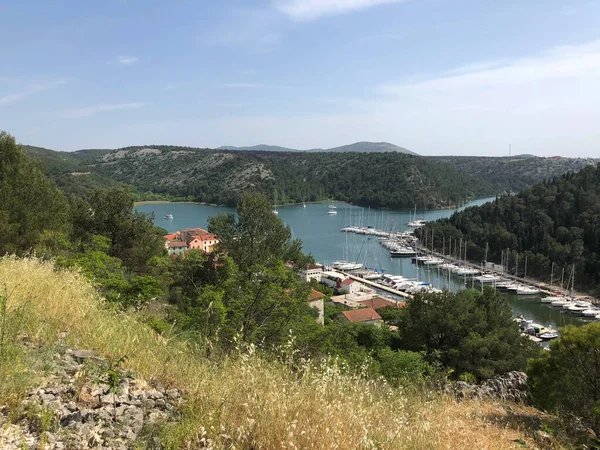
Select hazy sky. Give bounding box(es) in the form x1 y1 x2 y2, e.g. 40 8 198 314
1 0 600 156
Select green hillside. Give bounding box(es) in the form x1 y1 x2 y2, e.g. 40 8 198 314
421 163 600 295
430 155 598 193
67 145 492 208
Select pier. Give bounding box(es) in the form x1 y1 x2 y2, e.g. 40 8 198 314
332 268 413 299
339 225 599 305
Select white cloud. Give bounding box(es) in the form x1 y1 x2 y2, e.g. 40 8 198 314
59 102 148 119
117 56 139 65
273 0 408 20
0 92 27 106
0 78 69 106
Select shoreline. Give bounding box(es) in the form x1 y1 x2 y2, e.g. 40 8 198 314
135 197 492 211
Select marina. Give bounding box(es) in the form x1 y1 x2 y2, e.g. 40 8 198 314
137 198 592 331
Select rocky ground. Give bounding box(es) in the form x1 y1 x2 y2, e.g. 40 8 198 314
0 348 183 449
444 371 530 403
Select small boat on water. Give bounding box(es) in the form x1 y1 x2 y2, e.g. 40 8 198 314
517 286 541 295
327 204 337 215
164 214 174 220
332 261 362 271
539 330 560 340
407 219 427 228
566 301 592 314
541 296 566 304
390 248 417 257
552 298 571 307
581 308 600 318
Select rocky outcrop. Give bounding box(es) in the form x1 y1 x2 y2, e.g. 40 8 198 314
0 348 183 449
445 371 529 403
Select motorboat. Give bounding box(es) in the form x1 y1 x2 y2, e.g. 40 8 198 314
390 248 417 257
164 214 174 220
473 274 503 283
407 219 427 228
422 257 444 266
539 329 560 340
327 205 337 215
582 308 600 318
541 296 565 304
551 298 571 307
332 262 363 271
567 302 591 314
517 286 541 295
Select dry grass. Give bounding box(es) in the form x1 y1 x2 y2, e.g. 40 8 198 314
0 257 564 449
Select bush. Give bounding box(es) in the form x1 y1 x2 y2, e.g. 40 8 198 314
528 322 600 434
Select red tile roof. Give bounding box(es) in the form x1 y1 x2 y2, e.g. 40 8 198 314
305 263 322 270
192 234 218 241
358 297 406 310
342 308 381 323
341 279 355 285
308 289 325 301
164 233 179 240
168 240 188 248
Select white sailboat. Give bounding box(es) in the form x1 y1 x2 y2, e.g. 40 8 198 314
327 200 337 215
273 190 279 215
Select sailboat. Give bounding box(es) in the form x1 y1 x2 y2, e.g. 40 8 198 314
332 231 362 271
327 198 337 215
273 190 279 215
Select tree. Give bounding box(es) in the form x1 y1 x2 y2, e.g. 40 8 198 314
528 322 600 434
397 287 538 380
72 188 165 273
207 192 307 273
0 132 69 254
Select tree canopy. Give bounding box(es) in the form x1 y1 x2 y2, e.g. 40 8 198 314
0 132 69 254
528 322 600 434
395 287 537 380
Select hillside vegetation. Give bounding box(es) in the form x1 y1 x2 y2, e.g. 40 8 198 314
0 257 568 449
431 155 598 193
67 146 491 209
23 143 597 209
421 163 600 295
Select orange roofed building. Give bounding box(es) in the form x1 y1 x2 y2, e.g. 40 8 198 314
357 297 406 310
164 227 219 256
342 307 382 326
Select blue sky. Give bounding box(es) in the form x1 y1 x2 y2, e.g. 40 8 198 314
1 0 600 156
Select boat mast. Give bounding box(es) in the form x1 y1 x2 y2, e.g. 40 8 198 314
550 262 555 287
524 255 528 279
571 264 575 296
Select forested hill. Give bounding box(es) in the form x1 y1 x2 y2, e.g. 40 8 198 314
22 143 598 210
63 146 491 209
421 164 600 295
430 155 598 193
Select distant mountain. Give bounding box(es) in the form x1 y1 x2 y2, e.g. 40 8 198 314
218 144 303 152
321 141 416 155
218 141 417 155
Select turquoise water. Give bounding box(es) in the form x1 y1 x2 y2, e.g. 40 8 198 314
137 199 586 330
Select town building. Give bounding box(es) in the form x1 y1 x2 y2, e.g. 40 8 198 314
164 227 219 257
357 297 406 310
167 240 188 256
298 263 323 282
341 307 382 326
307 289 325 325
